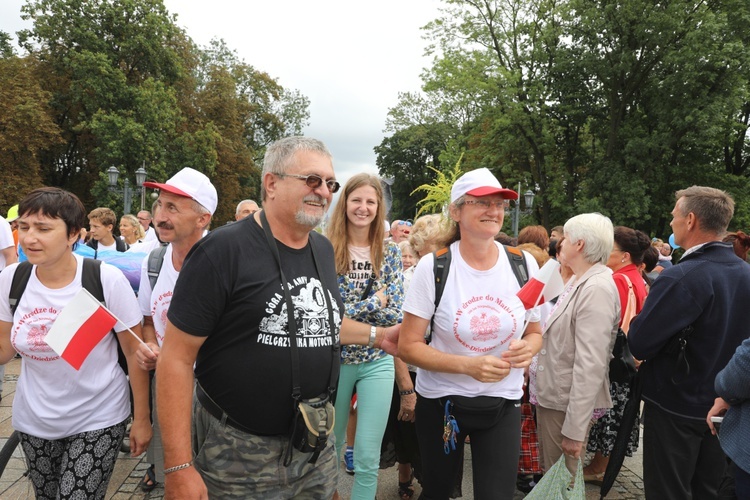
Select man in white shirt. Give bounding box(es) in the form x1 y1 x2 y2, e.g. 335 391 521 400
134 167 217 492
138 210 158 242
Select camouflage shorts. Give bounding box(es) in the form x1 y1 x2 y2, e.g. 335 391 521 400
192 397 337 499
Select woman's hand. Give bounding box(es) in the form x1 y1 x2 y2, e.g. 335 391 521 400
502 338 533 369
465 356 511 383
129 416 153 457
374 288 389 308
398 393 417 422
561 436 584 459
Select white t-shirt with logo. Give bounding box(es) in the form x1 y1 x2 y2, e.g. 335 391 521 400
0 217 14 271
403 241 540 400
0 254 142 439
138 244 178 346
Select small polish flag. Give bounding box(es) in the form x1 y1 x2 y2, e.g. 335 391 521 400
516 259 565 309
45 288 117 370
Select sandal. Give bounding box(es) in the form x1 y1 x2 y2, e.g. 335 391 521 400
398 479 415 500
139 464 158 492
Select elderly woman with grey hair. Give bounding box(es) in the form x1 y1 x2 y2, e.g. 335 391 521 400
535 213 620 476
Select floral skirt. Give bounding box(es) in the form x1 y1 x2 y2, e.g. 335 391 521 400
586 381 640 456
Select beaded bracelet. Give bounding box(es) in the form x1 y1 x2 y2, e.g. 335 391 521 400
399 389 415 396
164 462 193 475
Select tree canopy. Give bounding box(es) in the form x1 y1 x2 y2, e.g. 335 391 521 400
378 0 750 236
1 0 309 224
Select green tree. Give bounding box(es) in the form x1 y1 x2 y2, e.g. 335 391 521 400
392 0 750 235
0 55 61 210
17 0 189 209
375 122 456 220
560 0 750 234
12 1 310 220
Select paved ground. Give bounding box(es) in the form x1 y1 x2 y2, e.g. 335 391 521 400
0 356 645 498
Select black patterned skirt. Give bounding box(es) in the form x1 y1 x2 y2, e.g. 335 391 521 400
586 381 641 456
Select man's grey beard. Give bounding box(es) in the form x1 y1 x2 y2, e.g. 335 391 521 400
295 195 328 228
296 210 324 228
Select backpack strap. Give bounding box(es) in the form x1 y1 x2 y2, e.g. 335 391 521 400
82 258 105 303
147 244 169 290
9 261 33 315
503 245 529 288
428 247 452 344
433 247 452 311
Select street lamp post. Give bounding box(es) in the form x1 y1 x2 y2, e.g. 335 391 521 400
511 182 536 238
107 164 148 214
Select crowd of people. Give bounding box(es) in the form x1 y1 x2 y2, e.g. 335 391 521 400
0 136 749 500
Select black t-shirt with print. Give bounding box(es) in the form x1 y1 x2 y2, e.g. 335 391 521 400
168 216 343 435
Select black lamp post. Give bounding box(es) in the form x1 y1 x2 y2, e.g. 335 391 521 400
511 183 536 238
107 164 148 214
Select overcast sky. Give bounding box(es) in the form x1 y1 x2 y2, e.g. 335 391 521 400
1 0 442 191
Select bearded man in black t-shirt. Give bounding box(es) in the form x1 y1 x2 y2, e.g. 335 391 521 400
157 136 400 499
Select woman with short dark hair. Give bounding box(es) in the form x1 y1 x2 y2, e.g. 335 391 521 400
0 187 152 499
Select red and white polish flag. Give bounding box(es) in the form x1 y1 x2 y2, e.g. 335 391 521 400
516 259 565 309
45 288 117 370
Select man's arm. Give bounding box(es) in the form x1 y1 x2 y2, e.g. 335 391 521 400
715 337 750 404
156 320 207 500
339 317 400 355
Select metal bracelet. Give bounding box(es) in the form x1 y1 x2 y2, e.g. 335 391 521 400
367 325 377 349
164 462 192 475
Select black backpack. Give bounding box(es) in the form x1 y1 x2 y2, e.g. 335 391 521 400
429 245 530 340
9 258 129 373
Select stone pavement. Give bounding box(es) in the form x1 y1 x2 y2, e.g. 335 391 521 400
0 356 645 498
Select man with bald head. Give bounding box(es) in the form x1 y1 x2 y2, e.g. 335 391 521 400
234 199 259 221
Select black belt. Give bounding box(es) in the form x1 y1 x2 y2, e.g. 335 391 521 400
195 382 256 435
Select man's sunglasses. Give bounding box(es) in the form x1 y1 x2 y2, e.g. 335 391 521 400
278 173 341 193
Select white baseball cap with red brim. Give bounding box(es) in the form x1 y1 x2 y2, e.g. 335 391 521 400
450 168 518 204
143 167 218 215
